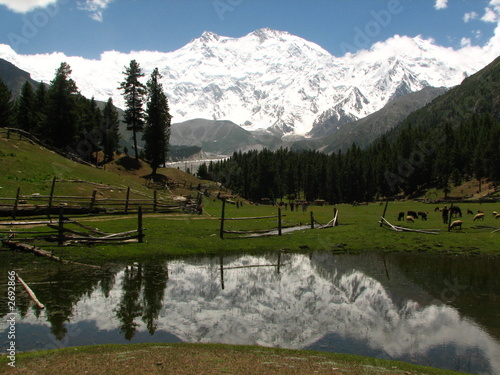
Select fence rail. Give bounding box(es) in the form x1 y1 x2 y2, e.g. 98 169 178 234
0 177 194 218
218 199 339 239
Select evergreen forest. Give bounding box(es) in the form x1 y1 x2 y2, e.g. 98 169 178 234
202 57 500 203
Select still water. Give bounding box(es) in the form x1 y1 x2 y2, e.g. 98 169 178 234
1 251 499 374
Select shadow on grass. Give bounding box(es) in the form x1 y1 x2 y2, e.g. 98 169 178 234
115 156 142 171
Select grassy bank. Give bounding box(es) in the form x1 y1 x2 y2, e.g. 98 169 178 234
1 131 499 264
0 343 466 375
16 198 496 265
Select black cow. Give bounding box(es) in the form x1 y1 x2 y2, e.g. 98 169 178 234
450 206 462 218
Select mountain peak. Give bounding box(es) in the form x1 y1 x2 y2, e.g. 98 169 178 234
198 31 222 43
0 28 489 138
249 28 290 42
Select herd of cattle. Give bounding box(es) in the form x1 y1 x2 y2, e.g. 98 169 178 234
397 207 499 230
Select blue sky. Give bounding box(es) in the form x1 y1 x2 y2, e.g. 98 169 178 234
0 0 499 59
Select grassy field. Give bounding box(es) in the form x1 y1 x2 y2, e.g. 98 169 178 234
0 343 467 375
1 131 499 264
40 198 497 264
1 132 495 374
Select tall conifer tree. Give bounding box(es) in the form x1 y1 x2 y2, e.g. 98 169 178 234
143 68 171 175
0 78 13 127
119 60 146 161
101 98 120 163
34 82 48 135
16 81 37 133
45 62 79 149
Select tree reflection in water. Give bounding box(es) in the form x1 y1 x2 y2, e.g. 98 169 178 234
1 252 499 374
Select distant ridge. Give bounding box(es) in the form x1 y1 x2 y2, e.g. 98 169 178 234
0 58 40 97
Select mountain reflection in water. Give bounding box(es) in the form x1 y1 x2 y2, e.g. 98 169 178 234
1 251 499 374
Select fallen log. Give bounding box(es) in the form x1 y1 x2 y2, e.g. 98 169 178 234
44 234 142 242
379 217 440 234
16 273 45 309
320 210 339 229
1 240 100 268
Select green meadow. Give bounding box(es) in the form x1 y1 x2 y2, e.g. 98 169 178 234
1 130 499 265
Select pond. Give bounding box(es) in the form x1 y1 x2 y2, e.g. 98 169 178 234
1 251 499 374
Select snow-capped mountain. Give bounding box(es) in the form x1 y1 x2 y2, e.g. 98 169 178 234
0 28 496 137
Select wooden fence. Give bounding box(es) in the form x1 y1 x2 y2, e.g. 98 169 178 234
0 177 191 218
219 199 339 239
0 206 145 246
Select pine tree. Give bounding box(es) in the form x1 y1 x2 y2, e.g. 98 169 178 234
45 62 79 149
101 98 120 163
143 68 171 175
15 81 37 133
0 78 13 127
119 60 146 161
78 96 102 163
34 82 48 135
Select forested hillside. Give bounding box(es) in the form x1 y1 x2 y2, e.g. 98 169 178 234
205 56 500 203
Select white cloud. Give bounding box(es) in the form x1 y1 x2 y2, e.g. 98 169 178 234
481 0 500 23
434 0 448 10
463 11 479 23
460 37 472 47
482 7 498 22
77 0 114 22
0 0 58 13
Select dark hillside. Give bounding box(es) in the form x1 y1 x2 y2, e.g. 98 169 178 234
0 58 40 98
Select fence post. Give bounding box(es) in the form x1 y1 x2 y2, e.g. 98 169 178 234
138 206 143 243
125 186 130 213
380 197 390 227
58 207 64 246
12 187 21 220
48 177 57 219
154 190 158 213
310 211 314 229
219 199 226 239
89 190 97 211
278 208 282 236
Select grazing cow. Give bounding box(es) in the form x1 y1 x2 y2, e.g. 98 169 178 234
467 209 474 215
449 220 463 230
434 207 441 212
397 212 405 221
406 215 415 223
495 214 500 220
450 206 462 218
418 211 428 221
493 211 498 217
407 211 418 220
473 213 485 221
